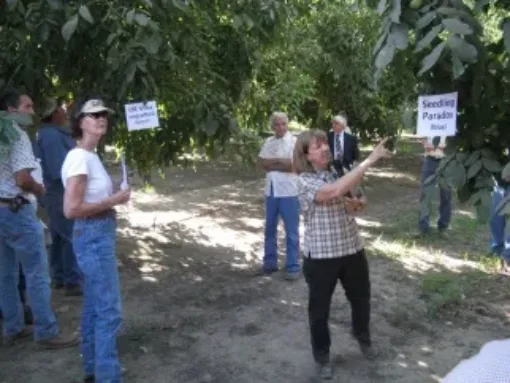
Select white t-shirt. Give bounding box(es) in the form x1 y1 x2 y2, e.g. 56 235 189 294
258 132 298 198
61 148 113 203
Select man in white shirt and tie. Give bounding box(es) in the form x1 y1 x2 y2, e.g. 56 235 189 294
258 112 300 280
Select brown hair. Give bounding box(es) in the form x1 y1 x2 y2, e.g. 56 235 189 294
293 130 328 174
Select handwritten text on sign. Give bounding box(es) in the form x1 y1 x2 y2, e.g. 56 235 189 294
417 92 457 137
125 101 160 131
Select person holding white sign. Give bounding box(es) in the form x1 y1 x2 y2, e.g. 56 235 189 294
62 95 130 383
418 136 452 235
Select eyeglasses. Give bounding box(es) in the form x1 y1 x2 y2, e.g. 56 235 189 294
84 112 108 119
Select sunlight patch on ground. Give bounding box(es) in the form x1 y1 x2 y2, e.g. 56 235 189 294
368 236 486 274
366 169 418 183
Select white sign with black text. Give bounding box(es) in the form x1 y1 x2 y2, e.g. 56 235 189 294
124 100 160 131
417 92 458 137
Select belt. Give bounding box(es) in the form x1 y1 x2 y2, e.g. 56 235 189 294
0 196 30 212
85 209 116 220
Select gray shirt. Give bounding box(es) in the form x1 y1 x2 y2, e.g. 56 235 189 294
0 123 37 199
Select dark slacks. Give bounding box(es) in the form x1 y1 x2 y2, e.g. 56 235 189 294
303 249 371 364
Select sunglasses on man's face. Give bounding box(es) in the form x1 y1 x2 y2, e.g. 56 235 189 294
84 111 109 119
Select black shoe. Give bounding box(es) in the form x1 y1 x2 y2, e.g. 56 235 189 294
351 331 377 360
84 376 94 382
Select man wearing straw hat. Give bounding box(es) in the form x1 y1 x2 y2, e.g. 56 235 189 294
34 97 82 296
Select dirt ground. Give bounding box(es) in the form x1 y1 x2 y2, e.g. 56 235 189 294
1 140 509 383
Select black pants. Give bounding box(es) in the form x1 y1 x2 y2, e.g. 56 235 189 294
303 249 371 364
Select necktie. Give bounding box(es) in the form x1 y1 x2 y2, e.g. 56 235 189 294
335 133 343 160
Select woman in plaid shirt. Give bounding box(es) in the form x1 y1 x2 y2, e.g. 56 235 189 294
293 130 390 380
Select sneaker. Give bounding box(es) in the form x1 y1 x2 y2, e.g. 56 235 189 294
316 362 333 380
84 377 94 383
36 332 79 350
283 272 300 281
4 326 33 346
254 267 278 277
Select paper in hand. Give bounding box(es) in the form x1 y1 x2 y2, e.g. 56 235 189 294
120 153 129 191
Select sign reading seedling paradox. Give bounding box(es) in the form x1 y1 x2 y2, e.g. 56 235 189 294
417 92 458 137
124 100 160 131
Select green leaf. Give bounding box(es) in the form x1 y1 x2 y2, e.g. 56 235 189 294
420 183 435 216
377 0 387 15
7 0 18 11
375 41 396 70
437 7 482 33
389 23 409 50
46 0 62 10
373 31 389 55
442 18 473 35
416 12 436 30
106 33 117 46
79 5 94 24
467 159 482 179
447 35 478 63
502 163 510 182
468 190 483 205
474 0 490 12
445 160 466 188
452 54 465 79
126 9 135 24
40 23 50 42
390 0 401 23
143 33 162 55
465 150 480 166
172 0 189 12
476 192 492 223
424 174 436 186
482 157 502 173
135 13 149 26
415 24 442 53
61 15 79 42
503 18 510 54
418 41 446 76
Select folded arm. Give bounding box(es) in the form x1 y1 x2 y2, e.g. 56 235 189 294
258 157 293 172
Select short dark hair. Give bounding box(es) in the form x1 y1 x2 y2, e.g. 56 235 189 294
0 88 22 111
41 114 53 124
70 93 108 139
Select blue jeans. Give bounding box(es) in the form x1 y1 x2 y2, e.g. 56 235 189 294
264 185 300 273
0 204 59 340
489 185 510 261
46 194 81 286
73 214 122 382
419 157 452 232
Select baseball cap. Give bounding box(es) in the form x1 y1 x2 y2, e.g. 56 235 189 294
78 99 114 116
39 97 58 120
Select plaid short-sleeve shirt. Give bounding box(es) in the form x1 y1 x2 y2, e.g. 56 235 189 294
298 170 364 259
0 124 37 199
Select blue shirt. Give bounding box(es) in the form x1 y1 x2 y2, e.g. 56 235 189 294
34 125 76 198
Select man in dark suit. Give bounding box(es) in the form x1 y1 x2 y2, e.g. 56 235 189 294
327 114 360 176
327 114 365 208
